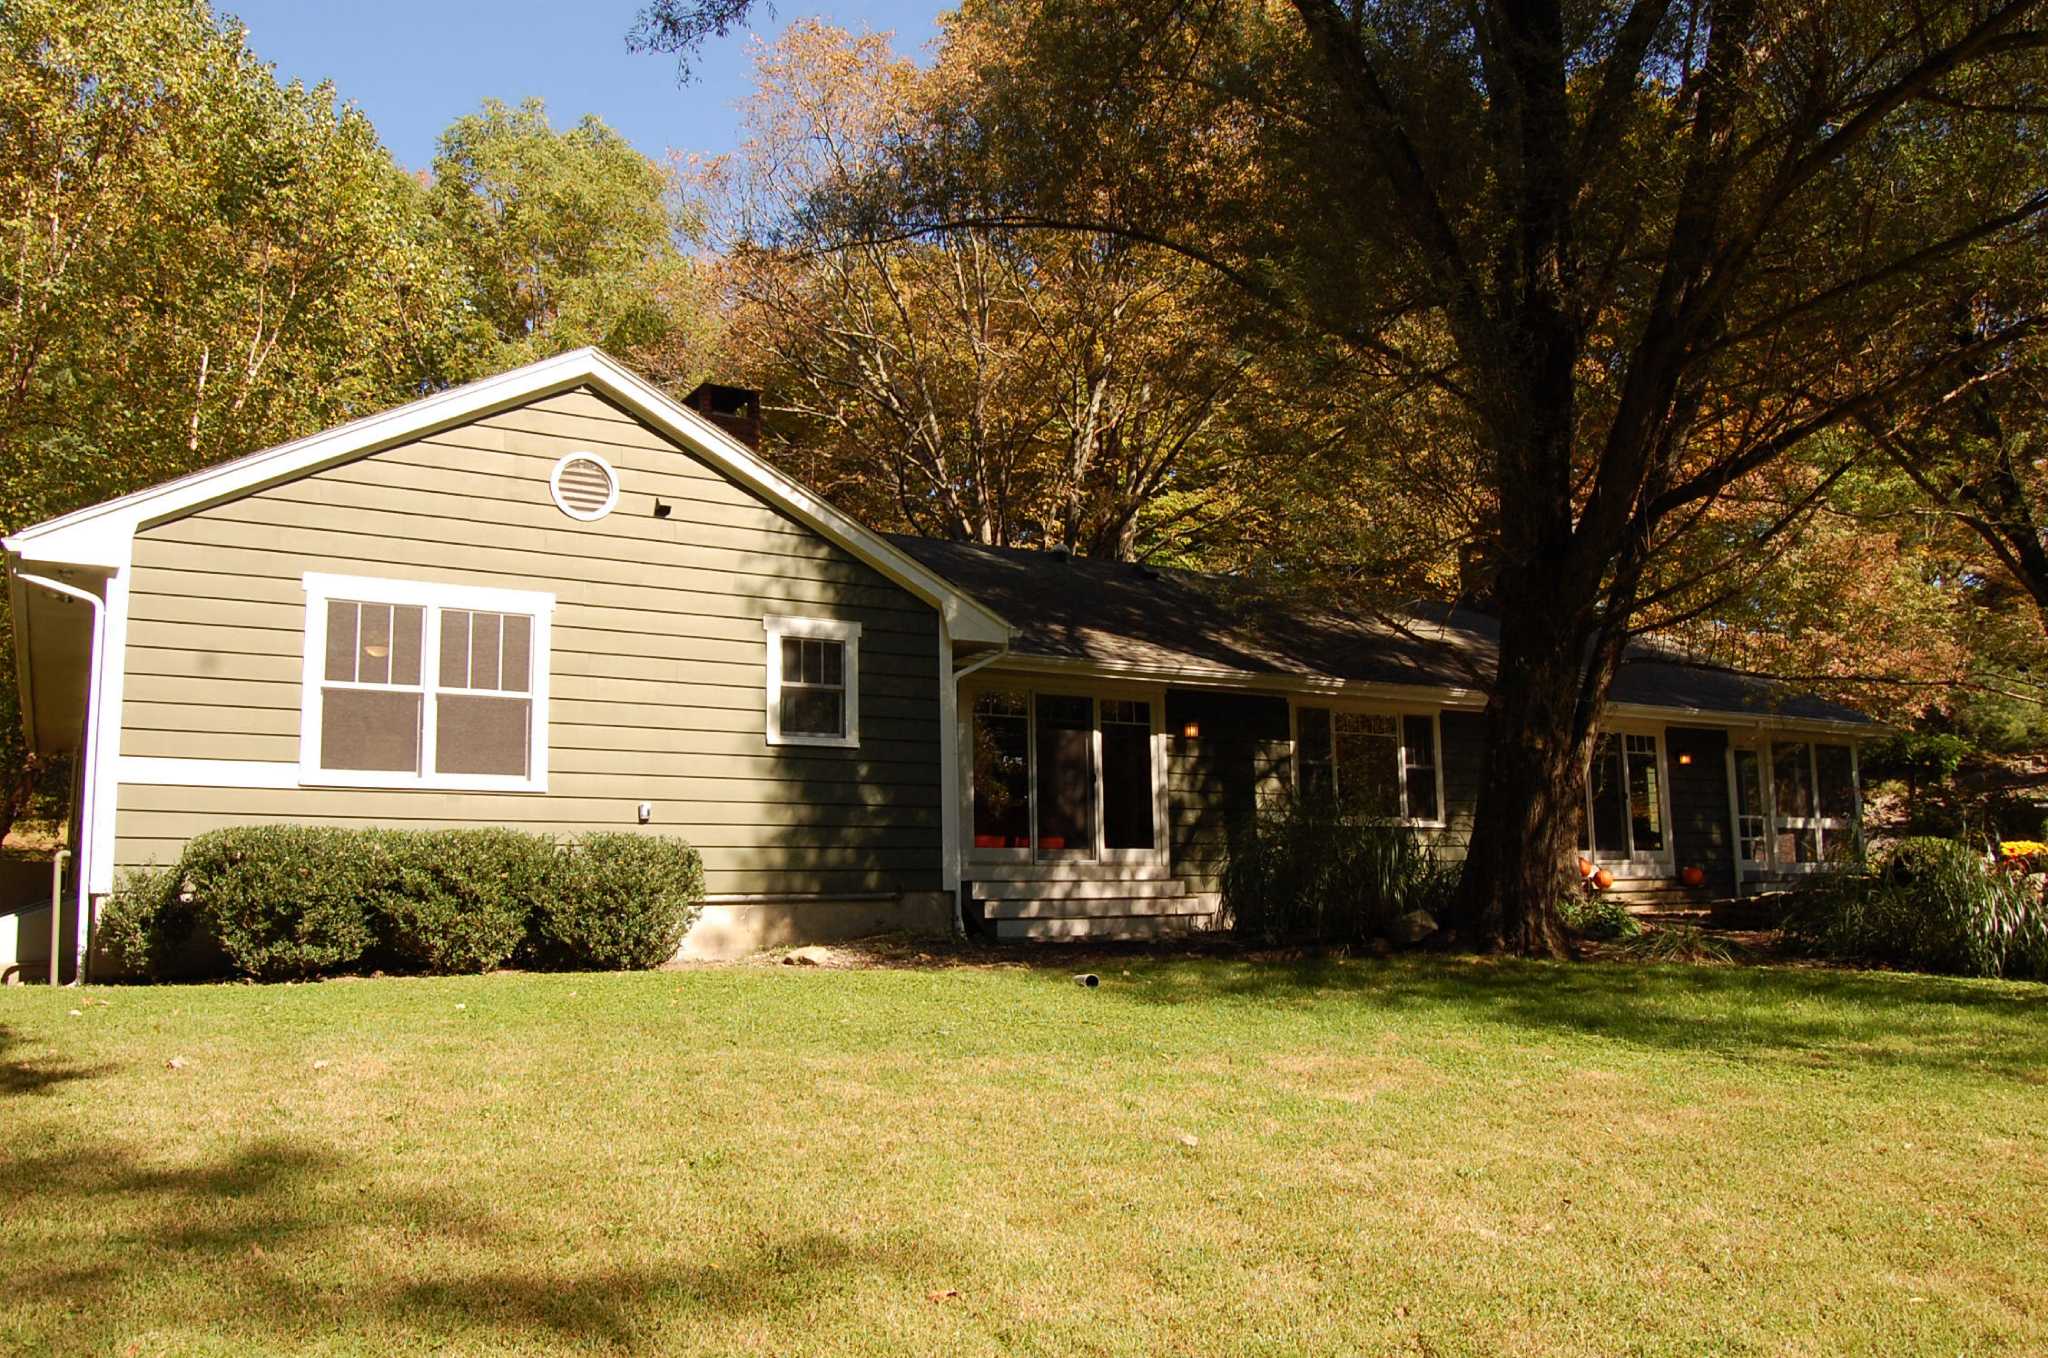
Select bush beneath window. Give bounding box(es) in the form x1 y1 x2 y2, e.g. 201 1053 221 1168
529 832 706 970
179 825 384 980
374 828 556 974
98 866 199 980
106 825 705 982
1780 836 2048 980
1222 793 1454 946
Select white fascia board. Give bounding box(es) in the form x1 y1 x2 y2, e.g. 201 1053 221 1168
0 348 1014 646
977 653 1880 733
976 651 1493 708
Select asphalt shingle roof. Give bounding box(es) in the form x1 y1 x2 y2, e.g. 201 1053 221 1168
889 535 1871 726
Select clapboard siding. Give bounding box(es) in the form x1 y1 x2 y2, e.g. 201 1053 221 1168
1429 710 1487 862
1164 690 1292 896
115 385 945 895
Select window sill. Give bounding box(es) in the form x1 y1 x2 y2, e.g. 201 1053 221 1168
297 768 548 794
765 734 861 750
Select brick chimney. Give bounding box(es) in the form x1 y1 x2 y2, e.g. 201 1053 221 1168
683 382 762 449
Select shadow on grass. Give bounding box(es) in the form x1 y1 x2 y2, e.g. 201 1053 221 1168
1103 953 2048 1080
0 1022 111 1097
4 1135 949 1352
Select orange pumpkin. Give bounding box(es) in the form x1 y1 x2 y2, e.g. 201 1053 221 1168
1680 865 1707 888
1592 868 1615 890
1577 857 1595 879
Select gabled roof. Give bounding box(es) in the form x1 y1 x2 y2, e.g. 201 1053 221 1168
889 536 1874 728
3 349 1011 646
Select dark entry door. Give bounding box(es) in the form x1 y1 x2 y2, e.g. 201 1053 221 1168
1034 693 1096 857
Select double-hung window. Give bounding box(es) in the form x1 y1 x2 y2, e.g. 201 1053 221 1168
299 573 553 791
764 616 861 747
1295 705 1444 824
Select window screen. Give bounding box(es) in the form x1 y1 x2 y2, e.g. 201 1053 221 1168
779 636 847 738
319 600 425 772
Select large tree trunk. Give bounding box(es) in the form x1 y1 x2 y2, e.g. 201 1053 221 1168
1455 584 1591 957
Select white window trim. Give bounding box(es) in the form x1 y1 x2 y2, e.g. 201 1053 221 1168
298 572 555 792
1289 700 1449 829
1580 722 1675 872
764 615 862 748
548 450 620 521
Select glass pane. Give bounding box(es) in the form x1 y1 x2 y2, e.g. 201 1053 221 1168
1402 715 1438 820
1816 744 1855 819
1102 704 1154 850
440 609 472 689
1334 712 1399 819
1773 742 1813 817
780 687 844 738
471 612 502 691
781 637 805 684
502 615 532 694
1627 737 1663 853
324 601 359 682
1776 826 1819 864
820 638 844 686
971 691 1030 849
358 604 392 685
1035 694 1096 855
319 688 420 772
436 694 530 777
390 606 423 687
1590 734 1628 859
1297 706 1334 798
1735 749 1766 862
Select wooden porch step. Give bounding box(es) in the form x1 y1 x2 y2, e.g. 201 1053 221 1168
992 909 1222 941
969 861 1176 883
981 892 1216 920
972 877 1188 902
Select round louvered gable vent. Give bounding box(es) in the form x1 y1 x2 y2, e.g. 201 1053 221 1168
550 452 619 521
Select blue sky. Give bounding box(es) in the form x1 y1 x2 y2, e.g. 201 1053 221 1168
221 1 947 171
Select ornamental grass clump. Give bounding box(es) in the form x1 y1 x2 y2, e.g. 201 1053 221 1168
1782 836 2048 980
1222 793 1454 945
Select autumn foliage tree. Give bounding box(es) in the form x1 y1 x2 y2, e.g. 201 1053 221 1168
640 0 2048 953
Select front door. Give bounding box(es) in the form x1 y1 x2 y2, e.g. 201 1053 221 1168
1033 694 1096 859
1586 731 1670 869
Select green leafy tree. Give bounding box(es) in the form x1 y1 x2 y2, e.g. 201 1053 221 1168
0 0 479 841
429 97 714 383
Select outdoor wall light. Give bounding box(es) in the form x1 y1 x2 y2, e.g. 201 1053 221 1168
1677 752 1693 765
1182 721 1201 738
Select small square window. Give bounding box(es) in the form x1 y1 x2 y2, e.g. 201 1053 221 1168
764 617 861 747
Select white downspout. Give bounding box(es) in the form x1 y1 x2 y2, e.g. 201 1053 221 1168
947 642 1010 936
15 572 104 985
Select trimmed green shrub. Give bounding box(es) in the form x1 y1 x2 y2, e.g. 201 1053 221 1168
1223 793 1455 945
1781 836 2048 980
98 866 196 980
374 829 555 974
531 832 705 970
179 826 385 979
1558 893 1643 941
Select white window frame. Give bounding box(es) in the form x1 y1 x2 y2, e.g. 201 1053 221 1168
548 450 620 522
1740 736 1860 875
1579 723 1675 873
958 680 1169 866
764 615 861 748
298 572 555 793
1289 700 1448 829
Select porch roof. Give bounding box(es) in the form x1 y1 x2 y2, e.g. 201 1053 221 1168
888 536 1874 727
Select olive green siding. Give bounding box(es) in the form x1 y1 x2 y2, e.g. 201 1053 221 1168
114 386 944 897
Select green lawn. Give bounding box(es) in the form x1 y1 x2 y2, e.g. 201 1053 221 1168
2 954 2044 1356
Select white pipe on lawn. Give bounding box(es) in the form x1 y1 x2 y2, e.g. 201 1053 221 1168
15 572 104 986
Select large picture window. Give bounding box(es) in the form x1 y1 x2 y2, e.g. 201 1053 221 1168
1294 704 1444 824
764 616 861 747
1739 738 1858 868
299 574 553 791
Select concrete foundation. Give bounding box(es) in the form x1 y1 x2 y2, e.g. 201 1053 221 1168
677 892 954 959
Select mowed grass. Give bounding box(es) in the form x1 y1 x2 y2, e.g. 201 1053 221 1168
2 955 2045 1356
